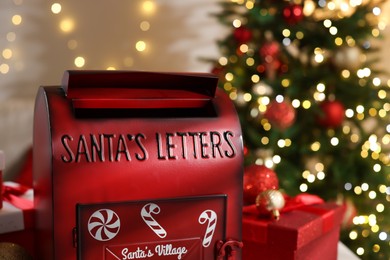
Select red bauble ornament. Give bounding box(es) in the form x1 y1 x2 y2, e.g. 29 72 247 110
283 4 304 24
243 165 279 205
211 66 223 77
317 100 345 128
259 39 281 80
264 100 296 130
259 41 280 60
243 145 249 156
233 27 252 44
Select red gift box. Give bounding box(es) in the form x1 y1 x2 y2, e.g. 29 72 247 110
242 202 344 260
0 182 35 256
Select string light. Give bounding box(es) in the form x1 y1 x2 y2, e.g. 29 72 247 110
302 100 311 109
232 19 241 28
345 183 353 190
140 21 150 31
251 74 259 83
67 40 77 50
300 183 308 192
59 18 75 33
239 44 249 53
218 57 228 66
291 99 300 108
135 40 147 52
310 141 321 151
12 15 22 25
45 0 160 69
329 26 338 35
225 72 234 81
141 0 156 15
0 64 10 74
6 32 16 42
2 49 13 59
245 0 254 10
350 230 358 240
51 3 62 14
74 56 85 68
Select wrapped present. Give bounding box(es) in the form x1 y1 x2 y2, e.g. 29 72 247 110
242 194 344 260
0 181 35 256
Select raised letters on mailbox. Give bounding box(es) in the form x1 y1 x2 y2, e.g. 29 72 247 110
33 71 243 259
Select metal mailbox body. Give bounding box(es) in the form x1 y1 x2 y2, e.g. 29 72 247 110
33 71 243 259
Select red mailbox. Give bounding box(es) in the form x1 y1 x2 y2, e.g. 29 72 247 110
33 71 244 259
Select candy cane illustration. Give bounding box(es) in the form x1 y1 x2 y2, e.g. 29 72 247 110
141 203 167 238
198 209 217 247
88 209 120 241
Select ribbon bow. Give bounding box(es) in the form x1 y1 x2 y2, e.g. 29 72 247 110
243 193 324 216
2 183 33 210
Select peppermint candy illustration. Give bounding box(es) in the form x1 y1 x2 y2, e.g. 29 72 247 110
88 209 120 241
198 209 217 247
141 203 167 238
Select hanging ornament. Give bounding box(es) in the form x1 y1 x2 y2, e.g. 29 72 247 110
311 48 330 67
256 189 285 220
235 91 248 107
259 31 281 80
333 46 363 70
317 100 345 128
233 26 252 44
259 41 280 59
252 81 273 96
303 156 319 173
283 4 304 24
211 66 225 81
264 100 296 130
254 149 274 165
243 164 279 205
0 243 32 260
243 145 249 157
341 198 358 228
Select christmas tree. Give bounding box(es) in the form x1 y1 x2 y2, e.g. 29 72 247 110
211 0 390 259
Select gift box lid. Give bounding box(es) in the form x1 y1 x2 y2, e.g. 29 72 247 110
242 202 344 251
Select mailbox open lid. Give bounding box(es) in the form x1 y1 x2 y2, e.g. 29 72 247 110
33 70 243 260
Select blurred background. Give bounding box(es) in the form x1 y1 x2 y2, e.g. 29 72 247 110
0 0 226 178
0 0 389 177
1 1 390 258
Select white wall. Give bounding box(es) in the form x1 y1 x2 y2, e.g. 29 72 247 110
0 0 225 178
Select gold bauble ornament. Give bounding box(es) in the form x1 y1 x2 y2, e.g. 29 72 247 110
256 189 285 220
333 46 364 70
0 243 32 260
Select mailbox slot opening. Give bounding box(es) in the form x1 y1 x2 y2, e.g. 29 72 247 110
73 101 217 118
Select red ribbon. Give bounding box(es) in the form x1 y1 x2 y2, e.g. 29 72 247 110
243 193 324 215
2 183 33 210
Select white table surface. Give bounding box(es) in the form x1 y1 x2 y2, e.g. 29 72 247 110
338 242 360 260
